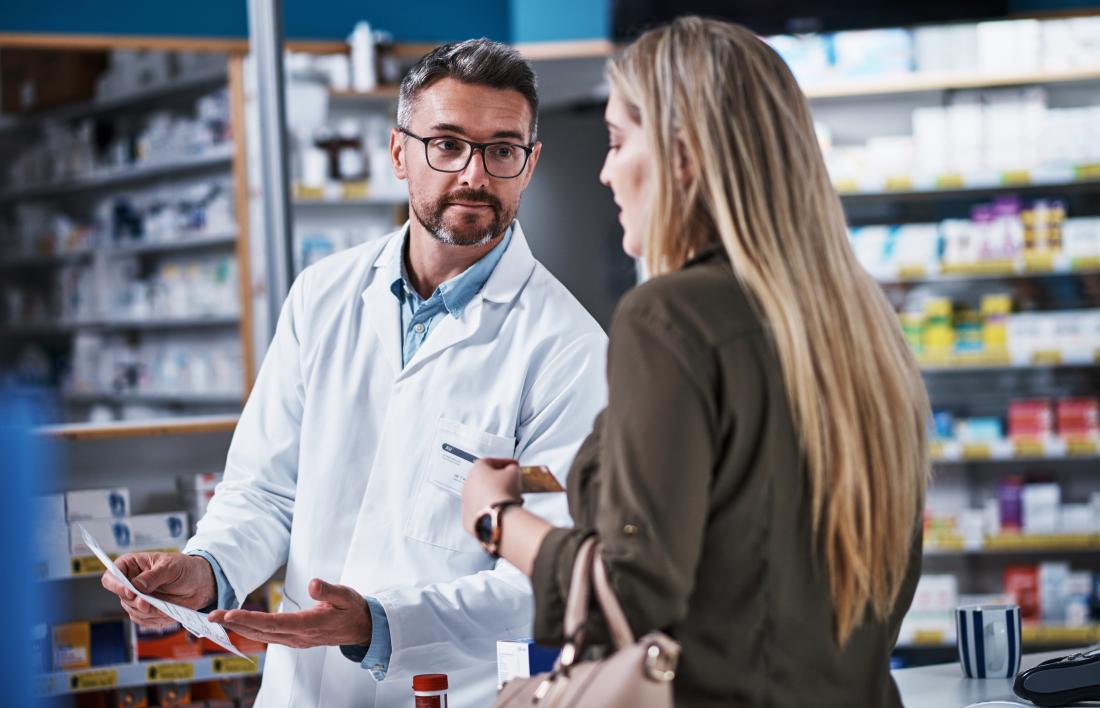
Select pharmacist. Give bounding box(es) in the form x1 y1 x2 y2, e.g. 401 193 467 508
100 39 606 708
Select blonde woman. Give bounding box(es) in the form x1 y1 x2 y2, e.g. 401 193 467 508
461 16 930 706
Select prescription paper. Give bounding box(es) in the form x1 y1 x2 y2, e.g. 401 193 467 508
80 524 251 662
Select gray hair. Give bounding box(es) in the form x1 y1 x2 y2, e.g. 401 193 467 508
397 39 539 142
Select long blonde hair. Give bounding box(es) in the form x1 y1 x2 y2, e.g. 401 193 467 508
610 17 930 645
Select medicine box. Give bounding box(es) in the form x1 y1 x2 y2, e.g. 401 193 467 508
52 621 91 671
65 487 130 521
496 639 560 690
130 511 189 550
70 518 134 556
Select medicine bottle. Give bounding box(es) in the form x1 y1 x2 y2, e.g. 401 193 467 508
412 673 449 708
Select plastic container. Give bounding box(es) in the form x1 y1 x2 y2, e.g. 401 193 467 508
413 673 448 708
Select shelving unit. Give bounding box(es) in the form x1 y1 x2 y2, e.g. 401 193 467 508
38 653 265 697
807 38 1100 661
0 47 255 429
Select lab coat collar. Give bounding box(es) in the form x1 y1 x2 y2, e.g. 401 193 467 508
362 221 537 376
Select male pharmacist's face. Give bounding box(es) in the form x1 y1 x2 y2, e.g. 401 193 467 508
391 78 541 246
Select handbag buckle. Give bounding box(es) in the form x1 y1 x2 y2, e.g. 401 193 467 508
559 641 578 668
644 642 678 683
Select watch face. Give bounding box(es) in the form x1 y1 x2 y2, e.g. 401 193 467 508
475 512 494 544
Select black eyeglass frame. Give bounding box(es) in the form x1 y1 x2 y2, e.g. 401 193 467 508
398 127 535 179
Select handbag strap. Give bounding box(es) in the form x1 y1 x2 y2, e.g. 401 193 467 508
591 545 636 650
561 535 599 646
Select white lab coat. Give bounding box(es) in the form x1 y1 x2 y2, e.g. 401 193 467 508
185 222 608 707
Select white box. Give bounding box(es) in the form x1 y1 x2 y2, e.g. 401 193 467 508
1022 483 1061 535
130 512 189 550
65 488 130 521
70 519 134 556
496 640 560 690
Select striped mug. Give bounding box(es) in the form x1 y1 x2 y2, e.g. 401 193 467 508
956 604 1022 679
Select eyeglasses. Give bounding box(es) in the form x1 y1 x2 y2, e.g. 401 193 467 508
398 127 534 179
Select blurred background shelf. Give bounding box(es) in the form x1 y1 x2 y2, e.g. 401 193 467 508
805 66 1100 100
37 653 265 697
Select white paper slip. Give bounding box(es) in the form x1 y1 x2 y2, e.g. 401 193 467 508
80 524 252 662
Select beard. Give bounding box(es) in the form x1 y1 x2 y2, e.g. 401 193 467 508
410 187 516 247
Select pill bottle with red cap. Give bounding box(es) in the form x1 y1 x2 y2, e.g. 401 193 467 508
413 673 448 707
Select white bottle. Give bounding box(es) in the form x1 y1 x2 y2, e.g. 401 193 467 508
348 22 377 93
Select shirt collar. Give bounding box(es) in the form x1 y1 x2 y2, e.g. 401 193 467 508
389 224 514 318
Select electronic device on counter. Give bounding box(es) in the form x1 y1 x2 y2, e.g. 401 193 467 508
1013 644 1100 707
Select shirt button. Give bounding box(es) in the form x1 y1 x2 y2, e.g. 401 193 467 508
413 323 426 334
623 524 638 535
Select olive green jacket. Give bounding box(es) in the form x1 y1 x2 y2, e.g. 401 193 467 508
532 249 922 707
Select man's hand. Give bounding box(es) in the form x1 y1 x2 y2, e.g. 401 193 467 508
209 578 371 649
101 552 217 629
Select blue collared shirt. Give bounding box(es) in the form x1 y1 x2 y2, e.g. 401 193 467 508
189 224 514 680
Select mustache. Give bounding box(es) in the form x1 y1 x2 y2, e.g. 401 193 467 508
443 189 501 210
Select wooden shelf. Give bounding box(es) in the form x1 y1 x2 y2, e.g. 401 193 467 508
38 414 239 441
805 66 1100 100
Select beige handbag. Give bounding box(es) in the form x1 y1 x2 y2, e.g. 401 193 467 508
495 537 681 707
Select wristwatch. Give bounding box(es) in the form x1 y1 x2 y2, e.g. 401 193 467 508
475 499 524 557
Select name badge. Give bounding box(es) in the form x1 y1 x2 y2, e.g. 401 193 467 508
429 442 478 496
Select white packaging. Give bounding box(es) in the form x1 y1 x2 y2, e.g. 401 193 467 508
65 488 130 521
1065 572 1092 628
348 21 377 92
1059 504 1096 534
496 640 560 690
70 518 134 556
129 512 189 551
1038 562 1069 623
1021 483 1061 535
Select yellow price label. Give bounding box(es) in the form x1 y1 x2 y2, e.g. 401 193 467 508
1023 253 1055 273
1075 164 1100 181
1032 350 1063 365
1065 437 1099 456
1013 440 1045 458
834 179 858 193
935 173 965 190
885 175 913 192
146 662 195 683
897 265 927 281
913 629 947 646
69 669 118 692
212 656 259 675
1073 256 1100 271
293 184 325 201
70 555 107 576
929 441 945 460
1022 625 1098 644
341 180 370 201
961 443 992 460
1001 170 1032 186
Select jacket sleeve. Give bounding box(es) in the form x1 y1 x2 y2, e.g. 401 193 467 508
182 274 309 603
532 303 717 646
369 331 608 682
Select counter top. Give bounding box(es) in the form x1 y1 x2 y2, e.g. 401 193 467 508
894 648 1089 707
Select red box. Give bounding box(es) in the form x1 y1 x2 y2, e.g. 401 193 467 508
136 623 203 660
1003 565 1040 621
1008 399 1053 439
1056 398 1099 438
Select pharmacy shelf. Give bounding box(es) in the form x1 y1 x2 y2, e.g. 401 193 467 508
920 359 1099 374
804 66 1100 100
896 624 1100 650
37 653 265 697
293 196 408 208
924 533 1100 556
37 547 184 582
877 265 1100 288
835 170 1100 202
62 391 242 406
0 69 228 136
328 85 401 105
37 414 239 441
931 438 1100 464
0 248 94 269
106 232 238 256
0 146 234 202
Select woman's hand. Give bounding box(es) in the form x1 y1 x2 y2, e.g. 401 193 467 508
461 457 522 535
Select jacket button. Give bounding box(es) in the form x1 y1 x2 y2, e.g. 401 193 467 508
623 524 638 535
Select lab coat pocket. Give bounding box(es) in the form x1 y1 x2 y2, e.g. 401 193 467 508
404 417 516 553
